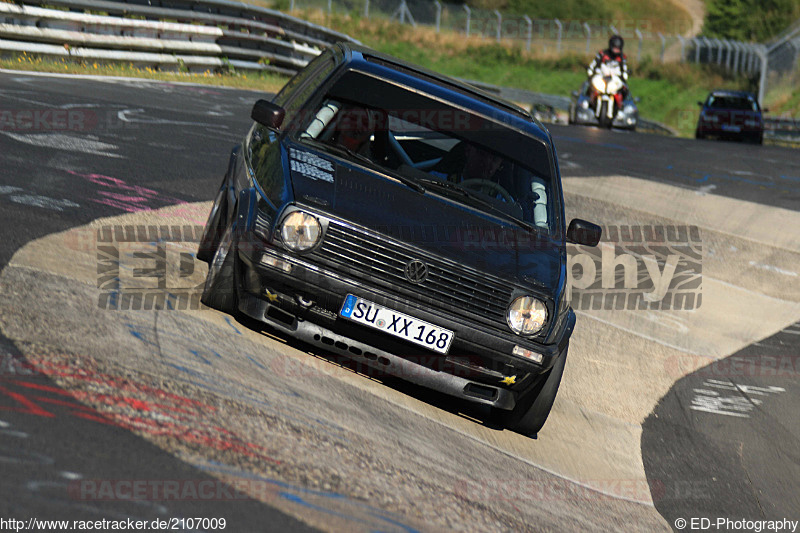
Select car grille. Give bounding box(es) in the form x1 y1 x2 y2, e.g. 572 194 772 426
313 221 513 323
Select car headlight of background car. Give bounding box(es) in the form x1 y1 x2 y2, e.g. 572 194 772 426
507 296 547 336
279 210 323 252
622 104 637 115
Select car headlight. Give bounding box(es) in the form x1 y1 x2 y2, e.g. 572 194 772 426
580 99 590 109
507 296 547 336
623 104 637 115
279 211 322 252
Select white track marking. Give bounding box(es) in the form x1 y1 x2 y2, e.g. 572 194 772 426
0 131 122 158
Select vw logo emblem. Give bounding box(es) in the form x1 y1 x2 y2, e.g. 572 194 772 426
404 259 428 284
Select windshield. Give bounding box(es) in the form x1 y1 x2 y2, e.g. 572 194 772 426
707 96 759 111
295 81 556 233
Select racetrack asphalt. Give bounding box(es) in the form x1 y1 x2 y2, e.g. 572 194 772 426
0 71 798 531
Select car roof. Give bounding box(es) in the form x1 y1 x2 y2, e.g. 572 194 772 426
334 43 551 145
707 90 757 99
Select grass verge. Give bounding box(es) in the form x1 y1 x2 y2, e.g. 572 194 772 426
0 54 287 93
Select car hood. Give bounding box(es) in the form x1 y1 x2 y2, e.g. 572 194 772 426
288 148 563 294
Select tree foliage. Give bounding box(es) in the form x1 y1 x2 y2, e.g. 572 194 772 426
703 0 800 41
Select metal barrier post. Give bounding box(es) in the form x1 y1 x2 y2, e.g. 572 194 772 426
635 28 643 61
757 45 768 106
723 39 732 69
494 10 501 42
463 5 470 37
364 0 369 18
554 18 562 54
702 36 712 63
434 0 441 33
677 35 686 62
659 32 666 62
583 22 591 55
524 15 532 52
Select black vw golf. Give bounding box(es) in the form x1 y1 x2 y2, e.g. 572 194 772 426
197 43 601 436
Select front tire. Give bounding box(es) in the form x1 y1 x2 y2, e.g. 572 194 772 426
197 182 228 263
498 345 567 437
200 226 238 314
599 102 613 129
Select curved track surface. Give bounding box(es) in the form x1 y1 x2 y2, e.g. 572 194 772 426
0 71 798 531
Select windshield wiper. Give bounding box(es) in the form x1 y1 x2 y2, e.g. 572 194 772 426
341 147 427 194
417 178 534 231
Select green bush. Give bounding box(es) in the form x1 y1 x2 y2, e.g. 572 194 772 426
703 0 800 41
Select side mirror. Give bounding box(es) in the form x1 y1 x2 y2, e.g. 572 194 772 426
251 99 285 129
634 96 641 103
571 90 579 98
697 101 704 106
567 219 602 246
762 107 770 113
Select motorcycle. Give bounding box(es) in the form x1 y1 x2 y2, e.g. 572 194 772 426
589 61 626 129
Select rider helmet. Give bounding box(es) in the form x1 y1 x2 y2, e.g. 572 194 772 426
609 35 624 54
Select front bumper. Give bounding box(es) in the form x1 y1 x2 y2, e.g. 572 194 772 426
235 242 572 410
696 122 763 139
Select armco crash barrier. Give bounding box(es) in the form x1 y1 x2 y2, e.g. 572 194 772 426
0 0 357 74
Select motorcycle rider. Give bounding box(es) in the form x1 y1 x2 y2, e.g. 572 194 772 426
587 35 629 108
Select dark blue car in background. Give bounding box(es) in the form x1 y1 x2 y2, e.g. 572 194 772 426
696 90 765 144
197 43 601 436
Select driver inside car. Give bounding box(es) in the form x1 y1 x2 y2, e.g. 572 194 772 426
458 143 504 183
330 105 380 158
431 142 512 199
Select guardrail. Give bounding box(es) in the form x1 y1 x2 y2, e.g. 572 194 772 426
765 117 800 144
0 0 358 73
462 77 676 135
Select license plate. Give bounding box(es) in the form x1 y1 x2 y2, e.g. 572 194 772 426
721 124 741 132
340 294 454 354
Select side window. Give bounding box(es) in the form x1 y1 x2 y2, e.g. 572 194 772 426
246 49 337 197
273 50 337 129
273 49 332 106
